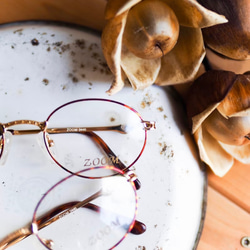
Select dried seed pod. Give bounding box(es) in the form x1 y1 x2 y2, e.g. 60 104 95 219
123 0 179 59
186 70 250 176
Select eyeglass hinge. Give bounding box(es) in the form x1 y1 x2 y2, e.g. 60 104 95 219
124 170 138 182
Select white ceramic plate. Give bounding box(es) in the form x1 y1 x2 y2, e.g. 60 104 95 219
0 22 206 250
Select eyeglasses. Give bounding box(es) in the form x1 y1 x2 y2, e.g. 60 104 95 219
0 166 145 250
0 98 155 181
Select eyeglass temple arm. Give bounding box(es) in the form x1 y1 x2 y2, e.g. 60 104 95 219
0 228 31 250
3 118 155 135
0 190 101 250
83 131 141 190
46 129 141 189
0 191 145 249
5 124 127 135
4 123 141 189
36 202 146 235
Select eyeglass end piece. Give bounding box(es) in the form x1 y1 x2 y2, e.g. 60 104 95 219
134 179 141 190
143 121 156 131
130 220 147 235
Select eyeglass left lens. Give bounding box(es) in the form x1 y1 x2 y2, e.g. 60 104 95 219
32 167 137 250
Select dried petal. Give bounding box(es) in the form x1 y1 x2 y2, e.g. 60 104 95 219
205 48 250 74
121 45 161 90
162 0 227 28
197 0 250 60
194 126 234 177
156 26 205 86
203 109 250 146
219 142 250 164
217 74 250 117
101 11 128 95
105 0 141 20
186 70 237 132
191 103 219 134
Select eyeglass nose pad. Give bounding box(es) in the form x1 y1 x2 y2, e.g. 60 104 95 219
45 133 58 156
41 238 54 250
37 132 57 163
0 131 12 165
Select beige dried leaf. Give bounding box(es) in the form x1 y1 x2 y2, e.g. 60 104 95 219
194 126 234 177
121 45 161 90
155 26 205 86
101 11 128 94
219 142 250 164
162 0 227 28
191 103 219 134
216 74 250 117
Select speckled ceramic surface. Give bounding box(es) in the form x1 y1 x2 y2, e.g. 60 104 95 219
0 22 206 250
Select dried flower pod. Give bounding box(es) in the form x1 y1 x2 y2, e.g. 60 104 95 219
123 0 180 59
197 0 250 60
102 0 227 95
186 70 250 176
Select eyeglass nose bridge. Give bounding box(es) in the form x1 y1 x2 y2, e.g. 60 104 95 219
2 120 47 134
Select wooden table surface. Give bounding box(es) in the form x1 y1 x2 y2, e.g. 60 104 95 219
0 1 249 249
197 161 250 250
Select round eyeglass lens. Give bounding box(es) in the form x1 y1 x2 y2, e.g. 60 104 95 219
32 167 137 250
44 99 147 174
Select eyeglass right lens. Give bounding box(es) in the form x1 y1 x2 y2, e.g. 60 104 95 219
45 99 147 174
32 167 137 250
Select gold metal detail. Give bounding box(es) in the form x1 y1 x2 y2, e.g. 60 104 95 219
47 124 126 134
4 120 46 129
42 239 54 249
124 170 138 182
1 120 47 135
0 227 32 249
46 135 54 147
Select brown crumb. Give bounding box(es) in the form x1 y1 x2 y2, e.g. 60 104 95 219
31 38 39 46
75 39 86 49
13 29 23 35
42 79 49 85
53 41 63 47
72 77 78 83
157 106 163 112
